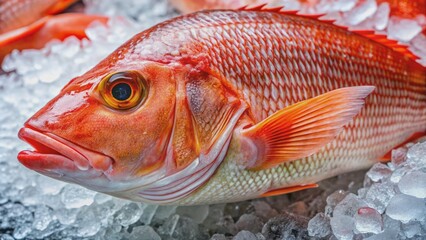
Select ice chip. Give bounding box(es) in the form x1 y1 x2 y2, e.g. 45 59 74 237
74 209 102 237
388 17 422 42
373 3 390 31
129 226 161 240
402 221 422 238
114 202 144 227
344 0 378 25
32 205 53 231
386 194 426 223
365 182 396 214
391 147 408 167
406 142 426 167
13 224 32 240
176 205 209 224
308 213 331 238
333 193 368 217
366 163 392 182
139 204 158 225
233 230 258 240
364 228 398 240
330 215 354 240
157 214 180 236
398 171 426 198
354 207 383 234
61 185 96 209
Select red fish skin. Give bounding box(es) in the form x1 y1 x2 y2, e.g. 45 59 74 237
377 0 426 19
0 0 77 34
18 10 426 204
0 13 108 63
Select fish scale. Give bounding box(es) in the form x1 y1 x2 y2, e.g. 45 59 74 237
144 10 426 204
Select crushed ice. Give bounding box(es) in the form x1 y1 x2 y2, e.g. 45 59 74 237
0 0 425 239
308 143 426 239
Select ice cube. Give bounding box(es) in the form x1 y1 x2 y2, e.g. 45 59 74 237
36 176 67 195
354 207 383 234
391 147 408 167
373 2 390 31
308 212 331 238
139 204 158 225
74 209 102 237
129 226 161 240
157 214 180 236
333 193 368 217
114 202 144 227
233 230 258 240
386 194 426 223
176 205 209 224
32 205 53 231
402 221 422 238
398 171 426 198
54 207 79 225
0 234 14 240
344 0 378 26
13 224 32 240
366 163 392 182
330 215 354 240
388 17 422 42
406 142 426 167
325 190 348 216
60 185 96 209
364 228 398 240
365 182 396 214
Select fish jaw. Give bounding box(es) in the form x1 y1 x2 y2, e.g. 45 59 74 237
17 126 118 189
18 127 113 172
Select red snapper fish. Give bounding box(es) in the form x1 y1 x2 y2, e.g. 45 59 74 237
0 0 107 62
17 6 426 205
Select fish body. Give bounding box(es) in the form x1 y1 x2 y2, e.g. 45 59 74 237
0 0 77 34
169 0 267 13
0 0 106 63
0 13 108 62
18 9 426 205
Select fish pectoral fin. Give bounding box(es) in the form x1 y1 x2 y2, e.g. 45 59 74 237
261 183 318 197
241 86 375 170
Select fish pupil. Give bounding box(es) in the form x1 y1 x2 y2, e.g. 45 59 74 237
112 83 132 101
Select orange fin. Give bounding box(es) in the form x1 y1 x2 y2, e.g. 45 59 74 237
261 183 318 197
239 5 421 62
241 86 375 170
0 16 49 47
380 131 426 162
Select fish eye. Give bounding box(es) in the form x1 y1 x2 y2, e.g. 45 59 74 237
99 71 148 110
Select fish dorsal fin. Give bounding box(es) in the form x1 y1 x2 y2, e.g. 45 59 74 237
239 4 420 62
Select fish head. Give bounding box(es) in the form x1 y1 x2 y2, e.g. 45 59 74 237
17 60 179 193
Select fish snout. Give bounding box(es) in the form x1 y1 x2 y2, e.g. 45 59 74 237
17 126 113 173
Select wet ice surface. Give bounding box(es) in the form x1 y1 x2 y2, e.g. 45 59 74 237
308 144 426 240
0 0 426 239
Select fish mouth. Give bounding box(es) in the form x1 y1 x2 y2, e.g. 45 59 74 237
17 127 113 173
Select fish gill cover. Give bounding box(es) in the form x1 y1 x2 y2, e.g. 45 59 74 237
0 0 425 239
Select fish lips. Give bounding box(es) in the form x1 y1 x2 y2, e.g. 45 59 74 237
17 127 113 174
